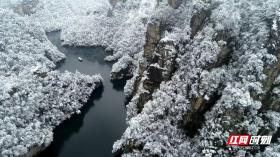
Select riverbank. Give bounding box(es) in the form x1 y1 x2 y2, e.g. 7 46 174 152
36 31 127 157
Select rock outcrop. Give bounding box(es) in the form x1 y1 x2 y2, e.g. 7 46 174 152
168 0 183 9
111 55 136 80
190 9 209 38
260 19 280 112
183 30 234 136
143 18 162 61
114 1 280 156
109 0 121 7
128 18 178 114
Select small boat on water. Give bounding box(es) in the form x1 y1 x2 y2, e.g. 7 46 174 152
78 57 83 62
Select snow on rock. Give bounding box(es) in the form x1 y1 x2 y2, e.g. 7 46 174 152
113 0 280 156
111 55 137 80
0 9 102 157
2 0 280 156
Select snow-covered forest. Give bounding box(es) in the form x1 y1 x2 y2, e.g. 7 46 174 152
1 0 280 156
0 5 102 157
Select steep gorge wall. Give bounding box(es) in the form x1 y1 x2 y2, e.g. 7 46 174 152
114 0 280 156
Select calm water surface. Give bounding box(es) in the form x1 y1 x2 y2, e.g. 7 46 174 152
38 31 126 157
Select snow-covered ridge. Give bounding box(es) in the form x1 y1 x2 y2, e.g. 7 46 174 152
29 0 110 32
113 0 280 156
2 0 280 156
1 0 159 80
24 0 157 80
0 9 102 156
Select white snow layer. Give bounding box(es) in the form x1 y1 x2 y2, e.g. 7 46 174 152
1 0 280 156
0 9 102 157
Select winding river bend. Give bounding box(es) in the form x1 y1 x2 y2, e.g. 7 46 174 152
38 31 126 157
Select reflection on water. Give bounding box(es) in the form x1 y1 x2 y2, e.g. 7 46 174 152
111 79 127 92
38 31 126 157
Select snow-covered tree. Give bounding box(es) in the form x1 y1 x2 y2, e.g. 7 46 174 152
0 9 102 156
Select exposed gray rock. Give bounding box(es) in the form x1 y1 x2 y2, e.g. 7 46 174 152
168 0 183 9
109 0 121 7
190 9 209 38
111 55 136 80
111 66 135 80
260 19 280 112
146 65 164 85
130 37 178 114
144 18 161 61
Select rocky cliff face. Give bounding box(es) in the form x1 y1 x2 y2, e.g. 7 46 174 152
109 0 183 82
126 16 178 115
6 0 280 156
114 0 280 156
168 0 182 9
109 0 121 7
